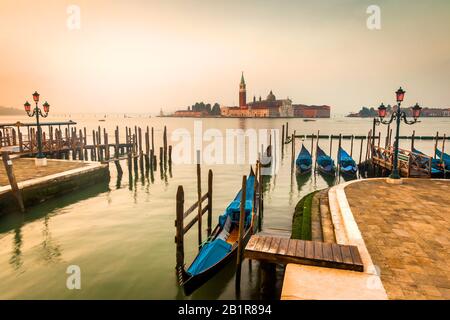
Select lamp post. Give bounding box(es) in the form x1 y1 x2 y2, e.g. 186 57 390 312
24 91 50 162
377 87 422 179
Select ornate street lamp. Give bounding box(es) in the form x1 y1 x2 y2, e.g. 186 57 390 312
377 87 421 179
24 91 50 161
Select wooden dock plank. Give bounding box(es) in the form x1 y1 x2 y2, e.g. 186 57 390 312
340 245 353 265
304 241 314 259
295 240 305 258
254 236 266 252
244 235 364 272
262 237 273 252
313 241 323 260
277 238 289 255
246 235 260 251
268 237 281 254
286 239 297 256
322 243 334 262
331 243 343 263
349 246 364 267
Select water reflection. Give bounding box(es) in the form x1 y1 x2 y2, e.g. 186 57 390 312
296 172 311 193
40 215 62 263
317 172 336 187
10 225 23 271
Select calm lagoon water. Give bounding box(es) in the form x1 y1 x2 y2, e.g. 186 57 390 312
0 115 448 299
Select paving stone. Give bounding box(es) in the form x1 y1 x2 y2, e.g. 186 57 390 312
0 158 87 186
345 179 450 300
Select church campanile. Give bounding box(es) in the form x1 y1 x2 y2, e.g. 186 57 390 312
239 72 246 108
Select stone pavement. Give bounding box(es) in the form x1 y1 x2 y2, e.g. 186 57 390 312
345 179 450 300
0 158 87 186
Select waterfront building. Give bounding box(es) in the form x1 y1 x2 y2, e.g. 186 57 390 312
293 104 331 118
221 73 329 118
175 72 331 118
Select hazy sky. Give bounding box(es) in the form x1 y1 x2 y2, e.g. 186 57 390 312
0 0 449 114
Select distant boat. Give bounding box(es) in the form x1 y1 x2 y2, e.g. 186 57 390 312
261 145 272 168
296 144 312 175
303 119 316 122
98 119 106 122
412 148 444 177
181 168 256 295
338 147 357 176
316 146 336 176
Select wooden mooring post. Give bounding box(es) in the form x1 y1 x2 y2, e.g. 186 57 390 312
235 174 247 290
285 122 289 141
350 134 354 157
434 131 439 159
358 134 364 167
1 152 25 213
196 150 202 248
163 126 168 166
290 133 295 172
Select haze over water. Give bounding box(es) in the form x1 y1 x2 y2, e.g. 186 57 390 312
0 116 448 299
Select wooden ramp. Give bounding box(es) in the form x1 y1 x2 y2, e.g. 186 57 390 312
244 235 364 272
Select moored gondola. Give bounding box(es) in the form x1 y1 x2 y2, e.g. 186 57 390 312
181 168 257 295
435 148 450 171
338 147 357 176
316 145 336 176
413 148 445 177
295 144 312 175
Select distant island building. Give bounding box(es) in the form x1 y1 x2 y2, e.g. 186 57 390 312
172 73 331 118
221 73 330 118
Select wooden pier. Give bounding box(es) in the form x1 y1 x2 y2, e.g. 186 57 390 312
244 235 364 272
0 121 173 177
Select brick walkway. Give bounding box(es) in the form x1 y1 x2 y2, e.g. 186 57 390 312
345 179 450 300
0 158 87 186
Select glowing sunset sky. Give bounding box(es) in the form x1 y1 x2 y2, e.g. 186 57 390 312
0 0 449 114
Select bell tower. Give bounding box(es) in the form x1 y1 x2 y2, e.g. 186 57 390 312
239 72 246 108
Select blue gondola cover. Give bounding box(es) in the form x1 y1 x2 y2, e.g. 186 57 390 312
187 239 232 276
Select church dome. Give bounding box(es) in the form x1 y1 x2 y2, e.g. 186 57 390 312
267 90 276 101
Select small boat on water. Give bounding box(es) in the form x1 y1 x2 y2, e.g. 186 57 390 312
261 145 272 168
316 146 336 176
181 169 257 295
412 148 444 177
338 147 357 176
295 145 312 175
435 148 450 170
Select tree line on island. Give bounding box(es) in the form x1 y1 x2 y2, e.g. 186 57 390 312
187 102 221 116
348 105 393 117
0 106 23 116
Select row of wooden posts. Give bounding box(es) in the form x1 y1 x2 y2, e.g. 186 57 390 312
1 124 173 175
1 124 174 213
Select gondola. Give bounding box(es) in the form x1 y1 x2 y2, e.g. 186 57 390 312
261 145 272 168
315 146 336 176
435 148 450 170
181 168 257 295
337 147 357 176
412 148 444 177
295 145 312 175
